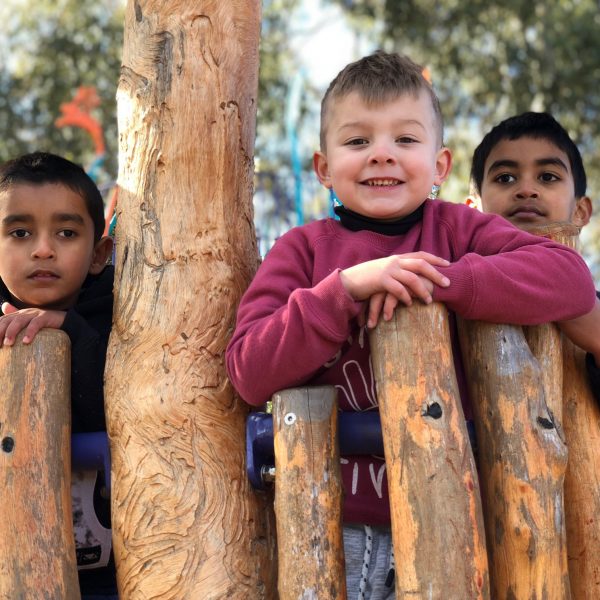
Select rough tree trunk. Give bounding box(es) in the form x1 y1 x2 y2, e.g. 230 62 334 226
458 320 570 599
273 387 345 599
529 223 600 598
370 303 489 599
0 331 79 599
105 2 276 598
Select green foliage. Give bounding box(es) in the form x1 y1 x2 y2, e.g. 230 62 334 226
0 0 124 184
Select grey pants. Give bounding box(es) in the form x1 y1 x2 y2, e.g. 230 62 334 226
343 524 395 600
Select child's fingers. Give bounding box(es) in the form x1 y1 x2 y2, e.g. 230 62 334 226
386 269 431 304
382 293 399 321
366 292 386 328
398 258 450 289
400 251 450 267
2 314 32 346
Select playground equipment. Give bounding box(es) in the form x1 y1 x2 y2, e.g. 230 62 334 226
1 2 600 598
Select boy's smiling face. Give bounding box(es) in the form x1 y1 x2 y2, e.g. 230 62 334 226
314 90 451 221
0 183 110 310
479 137 591 228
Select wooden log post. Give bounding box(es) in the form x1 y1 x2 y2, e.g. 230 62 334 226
529 223 600 598
370 303 489 599
458 320 570 599
0 331 80 600
105 2 276 598
273 387 346 599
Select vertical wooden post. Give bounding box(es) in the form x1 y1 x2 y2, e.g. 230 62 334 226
370 303 489 599
0 331 80 600
458 320 570 599
529 223 600 598
106 2 276 598
273 387 346 599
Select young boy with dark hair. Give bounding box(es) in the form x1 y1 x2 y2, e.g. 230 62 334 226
0 151 117 598
470 112 600 403
227 53 596 597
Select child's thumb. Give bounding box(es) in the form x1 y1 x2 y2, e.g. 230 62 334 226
1 302 17 315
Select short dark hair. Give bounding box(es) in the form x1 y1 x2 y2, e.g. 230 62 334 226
320 50 443 150
0 151 105 241
471 112 587 198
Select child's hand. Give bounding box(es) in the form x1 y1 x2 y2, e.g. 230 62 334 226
340 252 451 328
557 298 600 364
0 302 67 346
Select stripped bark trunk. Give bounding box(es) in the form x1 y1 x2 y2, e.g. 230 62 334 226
273 387 345 599
530 223 600 598
0 331 79 599
370 303 489 599
458 320 570 599
105 2 276 597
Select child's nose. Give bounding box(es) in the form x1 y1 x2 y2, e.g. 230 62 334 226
32 236 56 259
514 178 539 200
369 142 396 165
515 186 539 200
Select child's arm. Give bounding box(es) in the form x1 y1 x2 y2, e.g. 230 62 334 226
558 294 600 405
429 205 596 325
226 234 450 406
557 297 600 363
0 303 66 345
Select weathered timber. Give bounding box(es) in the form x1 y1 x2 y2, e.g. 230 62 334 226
459 320 570 599
370 303 489 599
0 331 80 600
273 387 346 600
530 223 600 598
105 2 276 598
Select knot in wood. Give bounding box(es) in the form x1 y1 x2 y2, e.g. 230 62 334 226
537 416 555 430
422 402 443 419
1 436 14 453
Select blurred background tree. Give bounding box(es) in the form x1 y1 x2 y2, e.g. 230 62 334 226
0 0 124 189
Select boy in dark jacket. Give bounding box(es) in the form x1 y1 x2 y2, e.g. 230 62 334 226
0 151 116 598
471 111 600 403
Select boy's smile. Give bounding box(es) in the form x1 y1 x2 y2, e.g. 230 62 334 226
480 137 591 228
0 183 106 310
314 91 451 221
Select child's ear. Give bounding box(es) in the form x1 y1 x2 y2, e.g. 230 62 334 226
313 151 332 189
572 196 592 228
433 147 452 186
89 236 114 275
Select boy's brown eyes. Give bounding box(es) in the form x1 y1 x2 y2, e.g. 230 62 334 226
493 173 516 184
9 229 30 238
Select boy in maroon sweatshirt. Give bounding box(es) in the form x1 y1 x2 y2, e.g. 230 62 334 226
227 52 596 598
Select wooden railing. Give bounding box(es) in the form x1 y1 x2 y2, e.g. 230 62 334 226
1 227 598 599
0 330 80 599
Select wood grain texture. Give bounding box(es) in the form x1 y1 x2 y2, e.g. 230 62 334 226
0 330 79 599
530 223 600 598
459 320 570 599
106 2 276 597
370 303 489 599
273 387 345 599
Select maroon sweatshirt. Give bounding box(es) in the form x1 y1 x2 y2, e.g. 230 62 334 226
227 199 596 524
